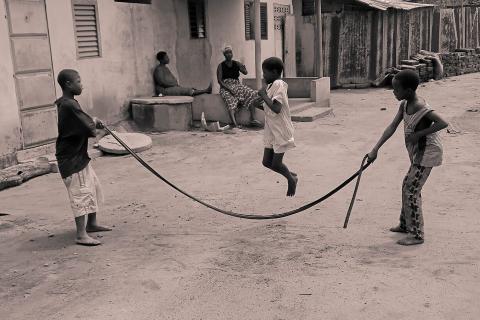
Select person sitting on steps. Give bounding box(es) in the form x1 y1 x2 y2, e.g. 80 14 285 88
153 51 212 97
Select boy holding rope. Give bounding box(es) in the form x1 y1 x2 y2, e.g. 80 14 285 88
55 69 111 246
367 70 448 246
256 57 298 197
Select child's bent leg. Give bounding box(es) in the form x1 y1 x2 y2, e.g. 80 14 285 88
262 148 274 169
262 149 296 176
399 165 432 243
75 215 100 246
86 212 112 233
391 173 411 233
271 153 298 197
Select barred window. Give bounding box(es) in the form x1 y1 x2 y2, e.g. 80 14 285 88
244 1 268 40
72 0 101 59
188 0 207 39
302 0 315 16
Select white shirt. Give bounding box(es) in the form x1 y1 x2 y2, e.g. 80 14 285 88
263 80 295 153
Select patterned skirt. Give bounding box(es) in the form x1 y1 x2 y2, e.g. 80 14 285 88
220 79 259 112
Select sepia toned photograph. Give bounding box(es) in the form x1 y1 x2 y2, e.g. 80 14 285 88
1 0 479 319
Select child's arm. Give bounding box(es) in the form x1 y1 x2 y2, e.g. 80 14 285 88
406 111 448 144
367 104 404 162
258 87 282 114
253 97 264 110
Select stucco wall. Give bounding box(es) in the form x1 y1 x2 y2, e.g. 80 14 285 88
45 0 178 122
207 0 293 91
0 3 22 166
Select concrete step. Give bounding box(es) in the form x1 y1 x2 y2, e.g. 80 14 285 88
289 98 315 115
291 107 333 122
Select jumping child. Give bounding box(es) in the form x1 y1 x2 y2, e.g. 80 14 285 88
257 57 298 197
55 69 111 246
367 69 448 246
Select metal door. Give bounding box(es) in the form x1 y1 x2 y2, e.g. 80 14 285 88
5 0 57 148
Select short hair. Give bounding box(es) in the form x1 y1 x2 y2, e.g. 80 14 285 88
262 57 284 74
394 69 420 91
156 51 167 62
57 69 79 89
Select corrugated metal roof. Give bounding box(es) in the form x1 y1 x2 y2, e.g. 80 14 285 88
354 0 435 10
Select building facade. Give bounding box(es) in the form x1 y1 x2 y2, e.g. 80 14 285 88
0 0 292 169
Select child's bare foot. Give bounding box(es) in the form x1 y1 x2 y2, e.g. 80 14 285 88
287 175 298 197
389 225 407 233
86 225 112 233
76 235 101 246
397 236 424 246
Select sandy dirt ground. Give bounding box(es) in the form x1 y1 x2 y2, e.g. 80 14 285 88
1 73 480 320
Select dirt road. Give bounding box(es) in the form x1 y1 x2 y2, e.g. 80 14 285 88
1 74 480 320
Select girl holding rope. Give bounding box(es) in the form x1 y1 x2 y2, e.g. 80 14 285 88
367 70 448 246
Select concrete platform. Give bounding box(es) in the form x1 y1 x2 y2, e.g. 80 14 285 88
243 77 316 98
192 94 265 125
132 96 193 132
291 107 333 122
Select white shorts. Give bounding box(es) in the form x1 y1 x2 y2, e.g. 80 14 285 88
63 163 103 218
264 131 296 153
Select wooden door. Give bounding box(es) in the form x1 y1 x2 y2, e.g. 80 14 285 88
5 0 58 148
337 11 372 85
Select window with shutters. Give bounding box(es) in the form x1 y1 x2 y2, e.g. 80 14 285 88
188 0 207 39
244 1 268 40
302 0 315 16
72 0 101 59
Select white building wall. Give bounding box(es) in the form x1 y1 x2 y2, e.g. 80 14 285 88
0 0 292 165
0 2 22 167
208 0 293 91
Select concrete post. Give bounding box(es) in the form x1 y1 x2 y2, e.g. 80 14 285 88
314 0 323 77
254 0 262 89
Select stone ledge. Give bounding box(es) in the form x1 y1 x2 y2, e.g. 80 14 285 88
131 96 194 105
192 94 264 125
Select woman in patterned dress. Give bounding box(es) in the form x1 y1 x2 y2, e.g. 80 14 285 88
217 46 262 128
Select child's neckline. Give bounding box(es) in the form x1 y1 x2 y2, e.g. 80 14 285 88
404 100 427 116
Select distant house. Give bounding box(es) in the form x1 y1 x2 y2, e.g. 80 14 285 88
412 0 480 52
0 0 292 169
292 0 435 87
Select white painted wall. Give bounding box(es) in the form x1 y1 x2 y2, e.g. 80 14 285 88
0 2 22 165
207 0 293 91
45 0 178 121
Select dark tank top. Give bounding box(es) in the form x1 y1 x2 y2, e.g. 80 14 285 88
221 61 240 80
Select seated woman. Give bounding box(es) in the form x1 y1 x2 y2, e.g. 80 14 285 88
217 46 262 127
154 51 212 96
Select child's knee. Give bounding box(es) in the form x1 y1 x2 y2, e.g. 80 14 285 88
270 161 282 171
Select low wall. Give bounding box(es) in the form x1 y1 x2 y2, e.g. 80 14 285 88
131 96 193 132
242 77 316 98
440 48 480 77
192 94 265 125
